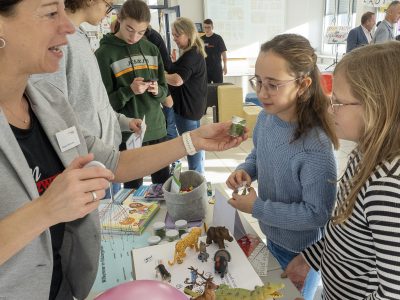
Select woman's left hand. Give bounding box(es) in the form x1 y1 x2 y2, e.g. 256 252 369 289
228 187 257 214
190 121 248 152
147 81 158 95
129 118 142 134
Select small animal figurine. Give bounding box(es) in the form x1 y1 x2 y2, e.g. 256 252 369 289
168 227 202 265
214 249 231 278
198 241 209 262
155 261 171 282
206 226 233 249
185 267 218 300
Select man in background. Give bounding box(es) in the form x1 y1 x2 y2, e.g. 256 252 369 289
373 0 400 43
201 19 227 83
346 11 376 53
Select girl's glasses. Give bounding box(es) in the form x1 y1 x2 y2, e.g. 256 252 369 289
329 96 361 113
102 0 114 15
249 76 301 95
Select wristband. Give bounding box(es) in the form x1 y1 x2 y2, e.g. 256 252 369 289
182 132 197 156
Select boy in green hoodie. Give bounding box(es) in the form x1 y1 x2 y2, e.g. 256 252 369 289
95 0 169 188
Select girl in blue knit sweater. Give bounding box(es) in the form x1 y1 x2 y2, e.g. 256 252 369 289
226 34 339 300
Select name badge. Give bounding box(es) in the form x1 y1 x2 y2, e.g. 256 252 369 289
55 126 81 152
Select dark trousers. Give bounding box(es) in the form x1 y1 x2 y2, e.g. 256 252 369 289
207 69 223 83
120 136 170 189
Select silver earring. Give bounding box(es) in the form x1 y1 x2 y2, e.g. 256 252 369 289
0 37 6 49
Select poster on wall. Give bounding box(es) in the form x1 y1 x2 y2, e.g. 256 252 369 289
363 0 391 7
325 25 351 44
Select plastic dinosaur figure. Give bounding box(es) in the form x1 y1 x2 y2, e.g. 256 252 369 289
214 282 285 300
168 227 202 265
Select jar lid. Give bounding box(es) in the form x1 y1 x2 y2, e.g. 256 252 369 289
147 235 161 245
231 115 246 125
175 219 188 228
153 221 166 230
166 229 179 237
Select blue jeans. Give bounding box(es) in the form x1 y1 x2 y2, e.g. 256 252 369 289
267 240 320 300
174 113 205 174
162 106 178 140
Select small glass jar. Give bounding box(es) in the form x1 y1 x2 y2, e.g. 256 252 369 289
229 115 246 137
175 219 188 237
153 221 166 239
147 235 161 246
166 229 179 242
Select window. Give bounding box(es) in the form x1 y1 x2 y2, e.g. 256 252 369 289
322 0 357 57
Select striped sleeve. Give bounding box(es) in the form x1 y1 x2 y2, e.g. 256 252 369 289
363 176 400 300
301 237 325 271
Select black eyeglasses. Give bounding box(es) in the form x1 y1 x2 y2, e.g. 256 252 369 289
102 0 114 15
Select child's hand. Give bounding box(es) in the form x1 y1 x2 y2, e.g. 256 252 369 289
130 77 150 95
228 187 257 214
147 81 158 95
226 170 251 191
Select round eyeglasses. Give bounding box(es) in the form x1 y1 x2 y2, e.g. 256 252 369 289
102 0 114 15
249 76 301 95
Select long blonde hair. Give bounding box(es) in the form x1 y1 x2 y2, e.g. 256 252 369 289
173 17 206 58
332 41 400 224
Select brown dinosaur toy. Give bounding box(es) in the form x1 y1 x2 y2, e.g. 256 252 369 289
206 226 233 249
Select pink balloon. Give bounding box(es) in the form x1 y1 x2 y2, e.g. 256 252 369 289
94 280 188 300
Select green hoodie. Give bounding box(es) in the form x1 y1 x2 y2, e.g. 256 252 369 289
95 33 167 143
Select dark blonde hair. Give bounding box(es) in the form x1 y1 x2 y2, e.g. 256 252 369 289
332 41 400 224
173 17 206 58
64 0 91 13
260 34 338 148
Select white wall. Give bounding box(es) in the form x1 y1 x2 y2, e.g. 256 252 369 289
169 0 204 23
284 0 324 52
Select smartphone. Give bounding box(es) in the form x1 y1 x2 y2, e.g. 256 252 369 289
143 78 157 82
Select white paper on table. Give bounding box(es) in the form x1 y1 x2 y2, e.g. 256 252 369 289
126 116 146 149
213 188 246 239
132 235 263 297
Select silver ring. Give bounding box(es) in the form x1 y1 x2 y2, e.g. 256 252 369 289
91 191 98 202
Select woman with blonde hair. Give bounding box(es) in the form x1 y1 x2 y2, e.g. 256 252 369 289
285 41 400 300
165 17 208 174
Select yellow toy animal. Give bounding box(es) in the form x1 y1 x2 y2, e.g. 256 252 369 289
168 227 202 265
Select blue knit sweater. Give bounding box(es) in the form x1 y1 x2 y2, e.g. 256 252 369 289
237 112 337 252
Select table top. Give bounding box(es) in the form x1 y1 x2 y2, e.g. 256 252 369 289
87 184 301 299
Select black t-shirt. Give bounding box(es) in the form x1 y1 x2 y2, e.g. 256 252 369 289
11 106 65 300
201 33 227 72
168 47 207 120
145 28 172 72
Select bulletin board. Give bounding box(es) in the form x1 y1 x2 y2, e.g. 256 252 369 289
203 0 285 58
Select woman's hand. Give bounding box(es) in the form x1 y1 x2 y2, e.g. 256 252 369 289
228 186 257 214
38 154 114 225
226 169 252 191
282 254 311 292
147 81 158 96
130 77 150 95
190 121 248 152
129 118 142 134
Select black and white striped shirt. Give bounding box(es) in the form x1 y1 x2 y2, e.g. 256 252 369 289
303 152 400 300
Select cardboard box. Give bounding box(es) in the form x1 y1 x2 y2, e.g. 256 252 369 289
243 105 262 137
217 85 243 122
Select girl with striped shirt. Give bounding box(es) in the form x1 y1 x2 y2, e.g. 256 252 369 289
285 41 400 300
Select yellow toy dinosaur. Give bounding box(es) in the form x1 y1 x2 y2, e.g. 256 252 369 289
168 227 202 265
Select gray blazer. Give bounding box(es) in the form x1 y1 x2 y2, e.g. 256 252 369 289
0 79 119 299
